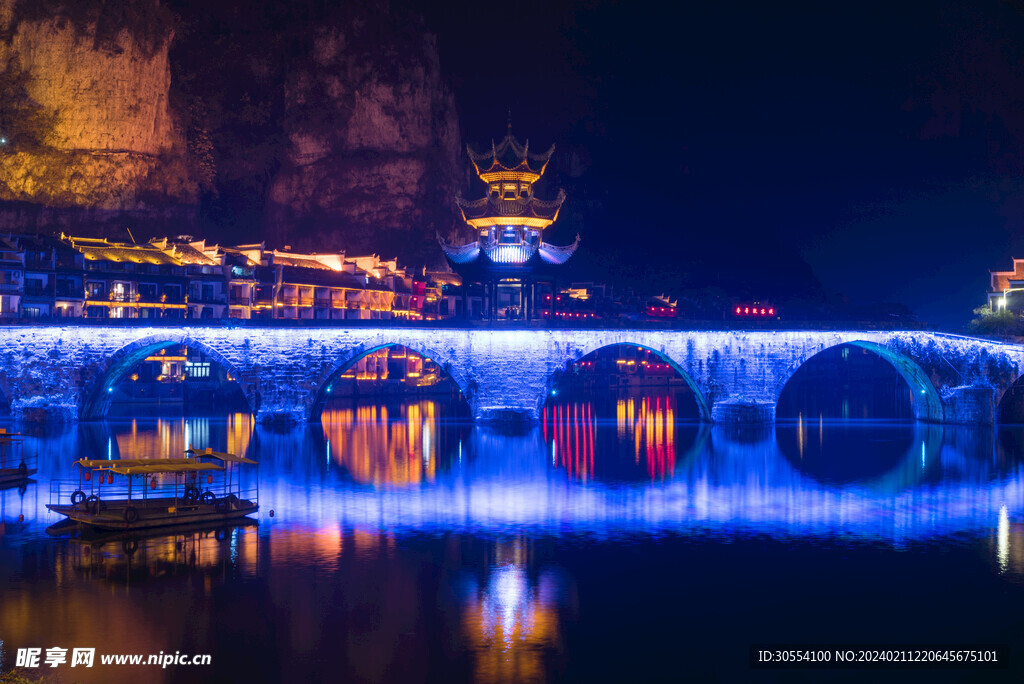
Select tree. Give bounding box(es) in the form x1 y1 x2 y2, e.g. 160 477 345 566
968 305 1020 337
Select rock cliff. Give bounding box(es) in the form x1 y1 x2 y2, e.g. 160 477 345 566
0 0 197 232
265 2 461 265
0 0 462 263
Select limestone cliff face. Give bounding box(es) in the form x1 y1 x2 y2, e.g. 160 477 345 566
0 0 195 229
0 0 461 261
266 3 461 265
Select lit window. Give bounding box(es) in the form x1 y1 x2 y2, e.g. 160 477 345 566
186 362 211 379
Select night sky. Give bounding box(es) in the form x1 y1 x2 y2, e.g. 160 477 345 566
415 0 1024 328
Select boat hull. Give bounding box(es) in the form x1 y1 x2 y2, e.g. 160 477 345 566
0 468 36 486
47 497 258 531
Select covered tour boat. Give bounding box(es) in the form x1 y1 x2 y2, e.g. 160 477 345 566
0 428 35 487
47 447 258 531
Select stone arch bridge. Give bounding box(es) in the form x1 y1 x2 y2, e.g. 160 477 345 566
0 325 1021 425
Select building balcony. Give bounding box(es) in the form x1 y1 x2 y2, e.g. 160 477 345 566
190 294 227 304
23 286 53 298
229 294 251 305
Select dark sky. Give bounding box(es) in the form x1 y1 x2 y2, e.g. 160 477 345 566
413 0 1024 328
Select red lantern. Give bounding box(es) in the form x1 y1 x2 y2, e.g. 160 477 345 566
207 475 213 485
107 474 114 485
84 471 91 482
150 479 157 489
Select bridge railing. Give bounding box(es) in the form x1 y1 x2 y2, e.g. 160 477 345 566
0 316 935 332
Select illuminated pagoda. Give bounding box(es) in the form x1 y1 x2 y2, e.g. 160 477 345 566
440 123 578 319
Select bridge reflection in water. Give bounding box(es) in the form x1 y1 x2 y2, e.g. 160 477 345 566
3 396 1024 682
5 400 1024 536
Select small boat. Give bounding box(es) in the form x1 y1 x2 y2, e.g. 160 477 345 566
46 448 258 531
0 429 35 486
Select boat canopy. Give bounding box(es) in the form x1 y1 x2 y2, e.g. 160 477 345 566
0 429 23 442
74 450 256 473
75 458 199 470
107 462 224 476
187 447 258 465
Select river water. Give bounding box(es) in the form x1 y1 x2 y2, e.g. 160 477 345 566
2 393 1024 683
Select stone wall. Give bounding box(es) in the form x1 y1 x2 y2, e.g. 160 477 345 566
0 326 1021 426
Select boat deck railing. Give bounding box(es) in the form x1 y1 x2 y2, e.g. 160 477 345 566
0 441 32 472
49 478 258 509
0 454 35 471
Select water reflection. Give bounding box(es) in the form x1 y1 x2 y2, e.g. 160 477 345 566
543 393 706 482
776 420 919 484
3 398 1024 681
462 539 566 683
322 399 469 486
2 409 1024 538
65 522 260 584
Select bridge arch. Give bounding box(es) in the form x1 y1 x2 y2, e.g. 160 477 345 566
309 342 473 423
541 342 711 422
775 340 943 422
80 334 256 420
996 373 1024 424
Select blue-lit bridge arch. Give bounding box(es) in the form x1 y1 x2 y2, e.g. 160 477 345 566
79 334 257 420
308 341 473 422
543 341 712 422
773 340 944 422
991 370 1024 423
0 325 1021 426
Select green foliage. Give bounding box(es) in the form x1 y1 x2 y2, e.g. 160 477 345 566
0 60 56 150
967 305 1021 337
12 0 174 58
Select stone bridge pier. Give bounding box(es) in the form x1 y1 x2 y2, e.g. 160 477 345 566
0 325 1020 427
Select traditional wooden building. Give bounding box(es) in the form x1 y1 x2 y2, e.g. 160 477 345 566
440 125 578 320
990 258 1024 314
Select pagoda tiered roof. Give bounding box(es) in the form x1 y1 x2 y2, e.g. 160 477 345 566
467 127 556 183
442 124 578 282
455 189 566 229
440 234 579 274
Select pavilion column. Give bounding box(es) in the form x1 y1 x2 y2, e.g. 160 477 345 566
524 280 531 321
